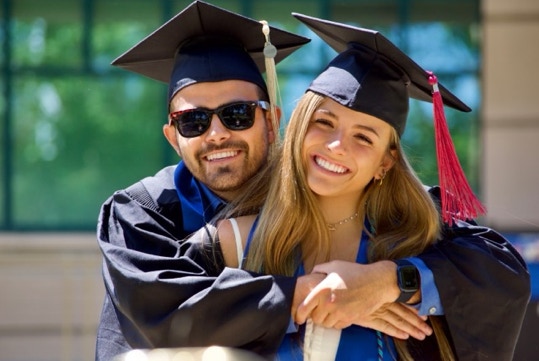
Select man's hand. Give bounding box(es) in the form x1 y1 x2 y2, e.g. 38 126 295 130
292 272 326 319
294 260 432 340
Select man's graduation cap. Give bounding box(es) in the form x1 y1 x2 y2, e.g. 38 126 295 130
293 13 485 224
112 0 310 101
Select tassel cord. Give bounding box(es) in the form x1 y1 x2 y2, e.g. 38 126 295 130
428 73 486 224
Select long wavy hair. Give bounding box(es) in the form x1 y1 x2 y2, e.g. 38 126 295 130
224 91 454 360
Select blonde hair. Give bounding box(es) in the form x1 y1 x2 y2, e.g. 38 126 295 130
225 91 454 360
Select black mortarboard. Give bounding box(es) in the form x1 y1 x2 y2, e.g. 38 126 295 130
293 13 485 224
112 1 310 101
293 12 470 136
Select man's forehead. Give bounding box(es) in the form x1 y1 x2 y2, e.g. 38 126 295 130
170 80 263 109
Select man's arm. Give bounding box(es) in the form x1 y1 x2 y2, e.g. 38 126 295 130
405 257 444 315
96 189 295 359
415 220 530 360
294 260 432 340
294 220 530 360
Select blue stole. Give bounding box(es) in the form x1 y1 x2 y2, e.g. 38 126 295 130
276 230 396 361
173 161 226 235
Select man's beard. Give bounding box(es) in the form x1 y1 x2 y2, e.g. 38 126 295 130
205 165 247 193
190 139 268 195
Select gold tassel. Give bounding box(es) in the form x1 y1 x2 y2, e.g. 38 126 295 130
260 20 282 148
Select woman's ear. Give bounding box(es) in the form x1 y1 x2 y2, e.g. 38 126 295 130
378 149 397 177
163 123 182 156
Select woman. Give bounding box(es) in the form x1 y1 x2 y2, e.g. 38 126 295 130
219 93 440 361
211 15 483 361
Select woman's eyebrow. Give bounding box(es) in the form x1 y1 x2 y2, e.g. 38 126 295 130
352 124 380 137
315 108 381 137
315 108 337 118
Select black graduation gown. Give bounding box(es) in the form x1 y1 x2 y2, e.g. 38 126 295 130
408 219 530 360
95 165 296 360
408 213 531 360
95 165 530 361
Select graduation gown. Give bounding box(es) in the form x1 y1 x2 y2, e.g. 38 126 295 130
95 163 530 361
95 164 296 360
408 188 531 360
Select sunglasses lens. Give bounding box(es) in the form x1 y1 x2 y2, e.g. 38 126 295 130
177 111 210 137
171 102 260 138
220 103 256 130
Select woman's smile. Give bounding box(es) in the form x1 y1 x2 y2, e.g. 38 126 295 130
313 155 349 174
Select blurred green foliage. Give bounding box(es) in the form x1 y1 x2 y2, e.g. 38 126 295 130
0 0 479 230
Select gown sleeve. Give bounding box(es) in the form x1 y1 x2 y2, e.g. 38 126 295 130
96 169 295 359
410 187 531 361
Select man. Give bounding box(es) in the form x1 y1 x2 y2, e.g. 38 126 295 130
96 1 530 360
95 1 309 359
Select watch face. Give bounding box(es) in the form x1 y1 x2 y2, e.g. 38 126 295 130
399 265 419 291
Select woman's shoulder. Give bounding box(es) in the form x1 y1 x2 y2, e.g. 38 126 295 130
217 215 258 268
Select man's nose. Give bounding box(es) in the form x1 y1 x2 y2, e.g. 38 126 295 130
204 115 231 144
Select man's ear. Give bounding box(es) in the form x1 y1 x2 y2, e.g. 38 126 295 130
273 105 282 127
267 105 282 144
163 123 182 156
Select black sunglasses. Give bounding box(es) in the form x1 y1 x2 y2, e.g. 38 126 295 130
169 100 270 138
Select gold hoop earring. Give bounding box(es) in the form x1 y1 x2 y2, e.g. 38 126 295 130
379 169 387 187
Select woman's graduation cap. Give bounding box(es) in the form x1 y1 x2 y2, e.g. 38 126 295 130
293 13 485 224
111 0 310 102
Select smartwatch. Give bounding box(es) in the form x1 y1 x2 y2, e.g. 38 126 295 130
393 259 419 303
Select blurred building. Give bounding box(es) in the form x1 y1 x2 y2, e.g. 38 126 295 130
0 0 538 360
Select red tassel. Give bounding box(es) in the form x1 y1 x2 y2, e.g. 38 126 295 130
427 72 486 225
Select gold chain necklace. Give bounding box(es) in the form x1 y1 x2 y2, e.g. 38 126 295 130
327 212 359 231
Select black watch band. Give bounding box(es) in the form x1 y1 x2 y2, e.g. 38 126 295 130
393 259 419 303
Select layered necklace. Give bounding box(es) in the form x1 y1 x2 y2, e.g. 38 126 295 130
327 212 359 231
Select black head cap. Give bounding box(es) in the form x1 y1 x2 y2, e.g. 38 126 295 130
293 13 470 136
112 1 310 101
